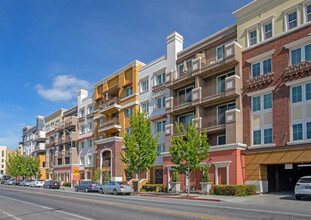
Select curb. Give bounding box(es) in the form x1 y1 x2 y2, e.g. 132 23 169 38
139 194 221 202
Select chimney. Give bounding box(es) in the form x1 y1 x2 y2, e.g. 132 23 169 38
37 115 44 131
78 89 88 105
166 31 183 72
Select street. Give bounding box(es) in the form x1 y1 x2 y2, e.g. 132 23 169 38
0 185 310 220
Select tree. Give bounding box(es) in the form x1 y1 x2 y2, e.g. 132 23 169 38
169 120 210 197
121 107 159 193
93 167 101 182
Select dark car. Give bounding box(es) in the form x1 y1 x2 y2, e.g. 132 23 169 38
74 181 99 192
43 181 60 189
12 180 20 185
0 176 10 184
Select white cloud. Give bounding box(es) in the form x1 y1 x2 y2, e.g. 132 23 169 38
0 130 20 150
35 75 91 102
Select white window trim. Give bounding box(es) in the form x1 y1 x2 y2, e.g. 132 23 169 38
217 135 226 145
154 69 166 86
288 42 311 65
303 0 311 23
155 95 166 110
246 24 259 47
246 50 275 63
260 16 274 41
250 57 272 78
216 71 235 94
284 5 299 32
216 102 236 125
216 45 224 61
177 113 194 125
140 101 150 114
140 77 149 94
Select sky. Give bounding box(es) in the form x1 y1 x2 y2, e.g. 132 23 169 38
0 0 251 149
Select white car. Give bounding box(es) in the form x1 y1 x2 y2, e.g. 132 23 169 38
295 176 311 200
30 180 45 187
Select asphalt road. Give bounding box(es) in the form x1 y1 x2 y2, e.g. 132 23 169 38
0 185 310 220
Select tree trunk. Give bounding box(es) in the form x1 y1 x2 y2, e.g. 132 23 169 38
137 172 140 193
187 171 191 197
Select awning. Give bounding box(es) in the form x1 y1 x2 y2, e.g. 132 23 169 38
150 114 167 121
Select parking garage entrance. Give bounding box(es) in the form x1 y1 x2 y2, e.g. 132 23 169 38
267 163 311 192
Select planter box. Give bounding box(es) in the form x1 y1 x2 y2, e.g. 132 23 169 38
171 182 181 193
200 182 212 195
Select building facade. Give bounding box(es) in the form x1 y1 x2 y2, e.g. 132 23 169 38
163 24 245 191
45 108 67 180
93 60 144 183
234 0 311 193
138 32 183 184
0 146 7 177
77 89 95 181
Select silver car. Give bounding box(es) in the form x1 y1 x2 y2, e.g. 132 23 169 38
295 176 311 200
30 180 45 187
20 180 32 186
99 181 134 195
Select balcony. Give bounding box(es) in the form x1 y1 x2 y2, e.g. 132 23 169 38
86 112 94 119
284 60 311 77
34 143 45 152
98 97 121 114
34 131 46 141
98 118 121 133
56 151 63 158
246 72 274 88
78 116 85 123
65 149 70 157
152 82 166 93
64 117 77 130
165 92 195 114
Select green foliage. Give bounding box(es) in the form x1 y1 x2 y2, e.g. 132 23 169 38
212 185 257 196
62 182 71 187
169 120 210 196
93 167 101 182
37 172 42 180
60 173 64 181
6 150 40 179
172 169 179 182
201 165 210 183
141 184 167 193
120 107 159 192
52 173 57 181
104 172 110 182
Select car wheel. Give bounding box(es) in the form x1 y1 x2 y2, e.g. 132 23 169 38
296 195 301 200
85 187 89 193
74 187 78 192
99 188 104 194
126 193 131 195
48 186 51 189
113 189 117 195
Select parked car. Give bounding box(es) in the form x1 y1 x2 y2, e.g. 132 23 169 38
43 181 60 189
20 180 32 187
74 181 99 192
99 181 134 195
295 176 311 200
1 176 10 184
12 180 20 185
30 180 45 187
7 179 14 185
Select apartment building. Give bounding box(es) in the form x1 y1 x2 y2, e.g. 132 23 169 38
93 60 144 183
77 89 95 181
138 32 183 184
163 24 245 191
5 148 14 176
234 0 311 193
54 106 79 184
0 146 7 177
45 108 67 180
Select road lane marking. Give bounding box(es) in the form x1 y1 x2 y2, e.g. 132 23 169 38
0 209 23 220
1 188 229 220
0 194 94 220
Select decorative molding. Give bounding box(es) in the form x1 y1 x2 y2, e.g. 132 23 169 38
95 137 123 145
248 144 275 149
246 50 275 63
285 75 311 86
287 139 311 145
247 86 275 97
120 101 139 109
120 93 138 102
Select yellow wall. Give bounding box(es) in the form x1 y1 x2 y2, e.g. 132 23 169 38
245 148 311 181
235 0 305 48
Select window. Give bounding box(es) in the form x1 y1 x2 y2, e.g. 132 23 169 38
80 108 85 117
126 108 133 118
87 105 93 114
80 157 85 165
291 48 301 65
249 30 257 46
264 23 272 40
292 86 302 103
307 122 311 139
251 58 272 78
89 139 93 148
178 63 184 75
290 44 311 65
218 103 235 124
80 125 85 134
141 102 149 113
162 121 166 131
264 93 272 109
288 12 297 30
252 96 261 112
80 141 85 149
177 87 192 104
126 128 132 136
264 128 273 144
293 124 303 141
216 45 224 61
157 122 162 133
217 135 226 145
156 72 165 85
178 113 194 127
306 83 311 100
141 79 149 93
88 155 92 165
88 122 93 132
156 96 166 109
217 72 234 93
253 130 261 145
306 5 311 22
126 87 133 97
157 145 165 156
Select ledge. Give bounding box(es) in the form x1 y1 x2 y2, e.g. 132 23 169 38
120 93 138 102
95 136 123 145
287 139 311 145
248 144 275 149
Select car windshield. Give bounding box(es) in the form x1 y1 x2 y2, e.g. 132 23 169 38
299 178 311 183
117 181 129 185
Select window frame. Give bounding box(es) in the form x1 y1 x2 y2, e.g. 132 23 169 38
284 6 299 31
140 78 149 93
251 58 272 78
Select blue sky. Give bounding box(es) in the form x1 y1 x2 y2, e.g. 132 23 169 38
0 0 250 149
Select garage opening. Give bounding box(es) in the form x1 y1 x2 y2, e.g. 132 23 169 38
267 163 311 192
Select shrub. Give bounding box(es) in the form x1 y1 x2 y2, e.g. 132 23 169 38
212 185 256 196
172 170 179 182
62 182 71 187
141 184 167 193
201 165 210 182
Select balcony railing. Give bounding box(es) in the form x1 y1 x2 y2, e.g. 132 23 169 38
86 112 94 118
152 83 166 93
284 60 311 77
98 97 120 111
98 118 120 129
78 116 85 122
34 143 45 151
65 149 70 157
173 95 192 108
246 72 274 88
34 131 46 140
